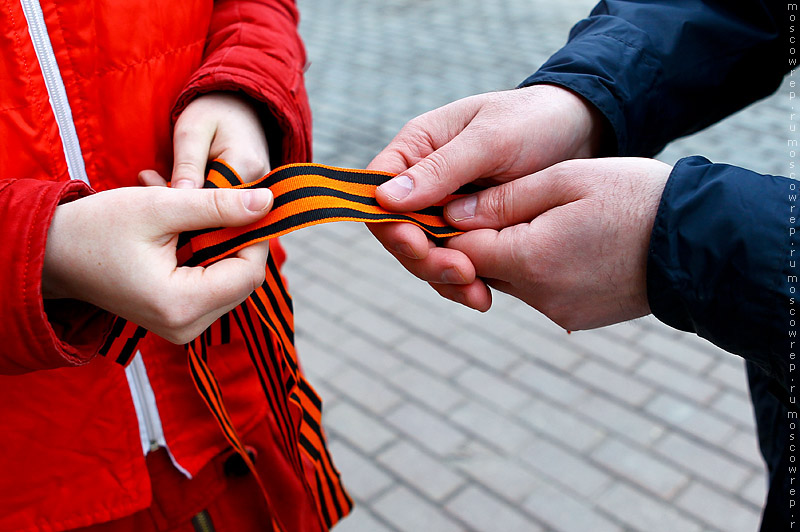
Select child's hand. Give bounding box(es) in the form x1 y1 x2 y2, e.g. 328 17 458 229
42 186 273 344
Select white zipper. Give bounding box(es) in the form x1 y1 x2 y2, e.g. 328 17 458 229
125 352 192 477
20 0 88 185
19 1 189 476
125 352 166 453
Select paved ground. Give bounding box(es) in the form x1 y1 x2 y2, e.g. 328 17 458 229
283 1 791 530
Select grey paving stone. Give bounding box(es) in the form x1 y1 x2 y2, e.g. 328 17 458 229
655 433 752 492
727 428 766 469
333 335 404 375
508 360 592 407
522 482 624 532
294 333 347 380
563 330 643 370
675 481 762 532
596 483 703 532
635 359 720 405
519 439 613 499
341 307 411 346
329 440 394 502
326 365 402 415
710 390 757 430
517 399 606 452
372 486 463 532
393 301 463 339
573 361 655 407
447 329 521 371
389 364 465 414
645 393 737 446
446 486 544 532
301 279 361 315
451 455 546 503
393 335 468 378
741 474 768 508
377 441 465 501
455 366 531 411
324 401 397 454
590 439 690 499
448 401 537 454
636 330 716 373
573 392 667 446
707 357 750 392
503 327 584 371
308 377 339 408
385 403 470 456
293 307 353 347
331 506 395 532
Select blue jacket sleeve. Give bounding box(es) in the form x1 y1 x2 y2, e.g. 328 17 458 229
521 0 787 157
648 156 796 387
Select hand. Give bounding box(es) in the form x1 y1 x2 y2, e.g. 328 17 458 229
137 91 273 316
42 186 274 344
139 92 272 189
443 158 670 330
366 84 604 310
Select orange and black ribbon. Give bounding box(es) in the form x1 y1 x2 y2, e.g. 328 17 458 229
98 161 473 531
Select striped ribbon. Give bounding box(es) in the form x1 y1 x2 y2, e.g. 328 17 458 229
98 160 472 531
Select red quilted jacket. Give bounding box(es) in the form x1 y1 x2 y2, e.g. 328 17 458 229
0 1 319 530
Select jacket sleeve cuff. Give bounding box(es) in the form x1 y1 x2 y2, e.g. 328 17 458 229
173 70 311 167
0 179 115 374
647 157 792 386
171 0 312 166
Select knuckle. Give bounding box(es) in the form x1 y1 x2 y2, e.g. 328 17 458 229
398 116 436 150
208 189 234 222
414 151 451 187
403 115 431 139
173 160 202 179
172 127 203 153
484 184 515 225
235 154 270 182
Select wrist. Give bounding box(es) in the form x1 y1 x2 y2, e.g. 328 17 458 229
519 84 607 158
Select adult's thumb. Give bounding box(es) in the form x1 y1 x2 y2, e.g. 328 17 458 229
159 188 273 233
444 164 573 230
376 129 498 213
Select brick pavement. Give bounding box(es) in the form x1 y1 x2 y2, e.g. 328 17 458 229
284 1 786 530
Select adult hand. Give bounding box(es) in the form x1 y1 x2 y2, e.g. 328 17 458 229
366 84 604 310
443 158 670 330
42 186 274 344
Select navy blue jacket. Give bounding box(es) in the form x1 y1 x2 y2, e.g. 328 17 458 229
521 1 795 529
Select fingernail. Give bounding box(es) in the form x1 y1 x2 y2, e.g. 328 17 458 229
243 189 273 212
172 179 195 189
395 243 420 259
379 175 413 200
441 267 467 284
447 195 477 222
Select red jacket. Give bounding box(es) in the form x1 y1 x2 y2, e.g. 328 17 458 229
0 1 316 530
